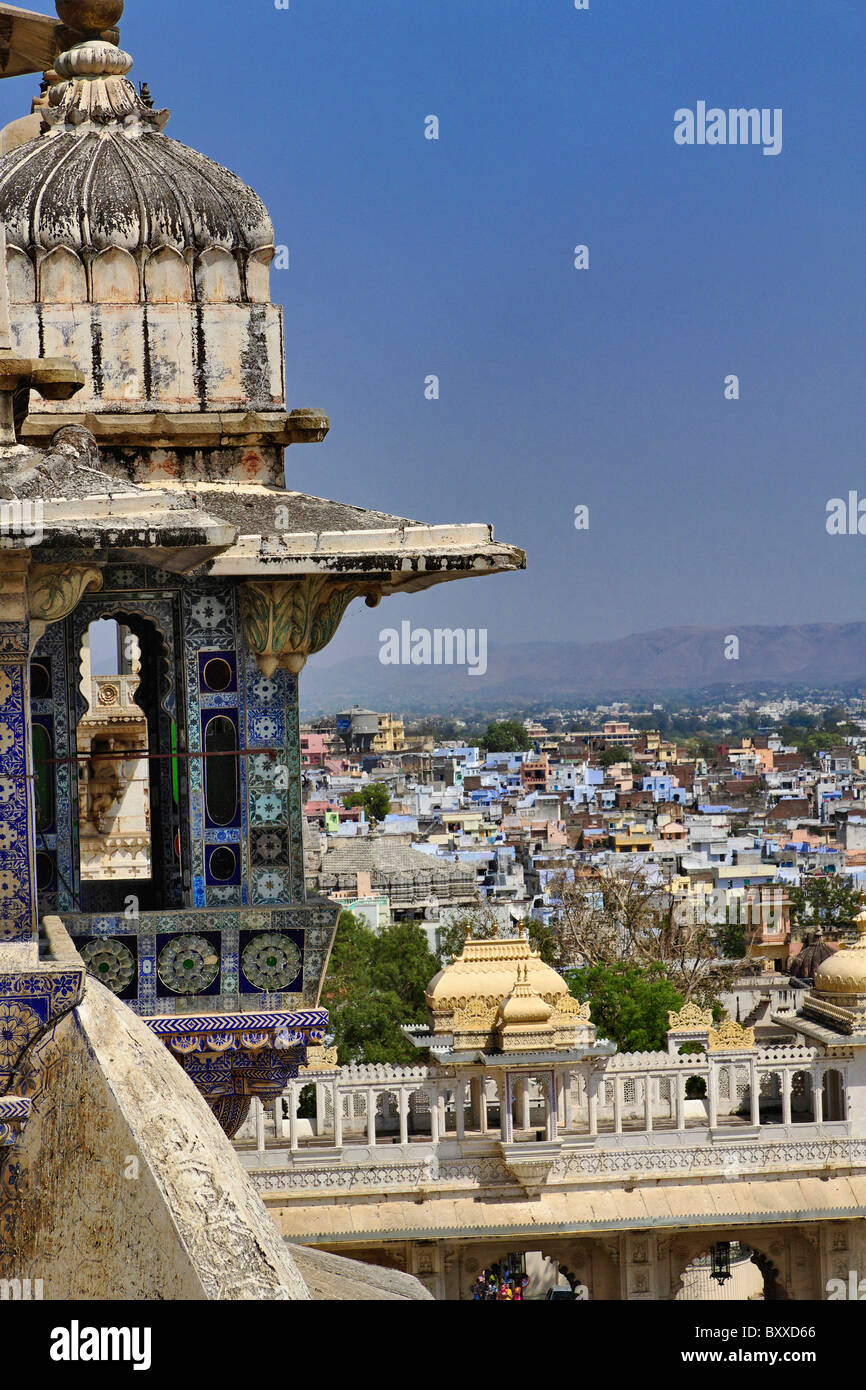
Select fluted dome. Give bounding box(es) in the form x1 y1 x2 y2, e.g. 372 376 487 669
788 933 833 982
0 130 274 260
0 25 275 306
424 926 594 1056
427 929 571 1022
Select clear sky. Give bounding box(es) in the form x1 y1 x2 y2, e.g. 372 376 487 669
5 0 864 667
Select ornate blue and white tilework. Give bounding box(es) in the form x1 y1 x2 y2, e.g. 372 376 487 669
0 965 86 1094
61 904 338 1014
32 622 73 914
0 633 36 945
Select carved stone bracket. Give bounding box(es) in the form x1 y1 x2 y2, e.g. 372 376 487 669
239 576 381 676
27 562 103 652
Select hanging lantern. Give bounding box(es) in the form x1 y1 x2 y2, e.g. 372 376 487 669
710 1242 732 1284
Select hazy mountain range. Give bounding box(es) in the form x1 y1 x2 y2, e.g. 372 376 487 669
300 622 866 716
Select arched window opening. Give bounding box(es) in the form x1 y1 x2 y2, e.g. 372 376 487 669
822 1069 845 1122
77 618 151 884
32 721 55 833
204 714 239 828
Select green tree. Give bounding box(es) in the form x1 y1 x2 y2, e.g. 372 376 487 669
597 746 630 768
343 782 391 824
788 876 862 937
718 922 747 959
564 961 684 1053
320 911 439 1064
369 920 439 1013
481 720 531 753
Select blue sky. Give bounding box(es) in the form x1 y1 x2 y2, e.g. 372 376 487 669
4 0 865 666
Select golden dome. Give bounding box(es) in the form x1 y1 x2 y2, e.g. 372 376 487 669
813 908 866 996
424 925 593 1056
426 926 570 1027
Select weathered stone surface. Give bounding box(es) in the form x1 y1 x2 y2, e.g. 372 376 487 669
0 976 312 1299
289 1244 434 1301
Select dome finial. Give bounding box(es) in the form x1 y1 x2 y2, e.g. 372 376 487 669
45 3 169 135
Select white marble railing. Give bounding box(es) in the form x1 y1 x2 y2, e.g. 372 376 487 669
235 1048 852 1158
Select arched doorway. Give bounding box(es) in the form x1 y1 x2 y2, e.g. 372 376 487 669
675 1242 788 1301
72 604 186 914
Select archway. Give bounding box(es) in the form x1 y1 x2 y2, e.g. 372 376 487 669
675 1241 789 1301
73 606 184 913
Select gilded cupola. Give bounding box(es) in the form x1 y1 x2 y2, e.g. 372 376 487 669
424 925 594 1056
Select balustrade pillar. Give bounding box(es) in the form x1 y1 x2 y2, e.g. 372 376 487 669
456 1080 466 1141
813 1070 823 1125
500 1076 512 1143
614 1076 623 1134
675 1073 685 1131
518 1076 531 1131
644 1076 653 1133
399 1090 409 1146
563 1070 573 1130
367 1088 376 1146
556 1073 566 1130
546 1073 558 1141
750 1064 760 1127
430 1088 440 1145
255 1097 266 1153
781 1071 792 1127
438 1089 447 1140
333 1082 343 1147
707 1064 718 1128
588 1075 599 1137
273 1095 283 1142
478 1078 488 1135
288 1083 299 1151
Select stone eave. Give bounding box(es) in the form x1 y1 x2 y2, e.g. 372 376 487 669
205 522 525 585
21 408 330 449
18 492 238 573
275 1178 866 1244
770 1011 866 1050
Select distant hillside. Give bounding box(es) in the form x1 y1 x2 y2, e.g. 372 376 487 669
300 622 866 715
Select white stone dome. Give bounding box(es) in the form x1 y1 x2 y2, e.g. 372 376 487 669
0 29 275 307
